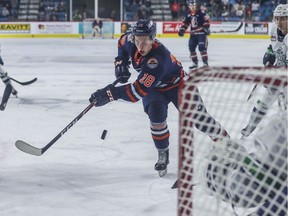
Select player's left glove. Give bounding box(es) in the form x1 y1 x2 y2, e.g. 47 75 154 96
89 84 118 107
0 70 11 85
263 45 275 67
178 27 185 37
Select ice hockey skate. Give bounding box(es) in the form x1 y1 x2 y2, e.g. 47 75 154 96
12 88 18 97
241 124 257 138
154 148 169 177
0 103 5 111
188 62 198 71
203 62 209 68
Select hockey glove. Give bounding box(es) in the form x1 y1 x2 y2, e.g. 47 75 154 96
204 27 210 35
0 70 11 85
114 57 131 84
89 84 118 107
263 45 275 67
178 27 185 37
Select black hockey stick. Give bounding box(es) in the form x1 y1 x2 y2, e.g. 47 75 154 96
10 77 37 86
247 84 258 101
15 78 121 156
189 22 243 34
171 179 198 189
211 22 243 33
0 83 12 111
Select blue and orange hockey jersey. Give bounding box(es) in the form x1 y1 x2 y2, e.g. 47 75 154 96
114 33 185 103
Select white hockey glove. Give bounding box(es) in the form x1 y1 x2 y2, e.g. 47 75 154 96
0 65 11 85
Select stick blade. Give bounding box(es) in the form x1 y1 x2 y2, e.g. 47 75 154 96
10 77 38 86
171 179 179 189
15 140 43 156
21 77 38 85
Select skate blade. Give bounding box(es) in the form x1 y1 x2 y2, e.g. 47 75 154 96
158 169 167 177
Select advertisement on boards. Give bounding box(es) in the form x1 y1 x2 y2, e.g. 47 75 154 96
33 23 74 34
0 23 30 33
244 22 269 35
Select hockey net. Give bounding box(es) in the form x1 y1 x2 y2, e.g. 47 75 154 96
82 18 114 39
178 67 287 216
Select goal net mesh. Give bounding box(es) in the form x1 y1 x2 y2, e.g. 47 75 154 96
82 18 114 39
178 67 287 216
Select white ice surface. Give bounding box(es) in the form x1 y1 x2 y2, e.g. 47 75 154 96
0 37 267 216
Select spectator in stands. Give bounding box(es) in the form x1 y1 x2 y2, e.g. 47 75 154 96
178 3 187 20
50 9 57 21
229 0 236 8
211 0 221 20
230 5 237 19
221 5 229 20
260 1 274 21
245 4 253 21
171 0 180 21
56 2 65 12
1 5 10 18
73 9 82 21
38 2 45 21
10 0 18 21
82 5 87 20
221 0 229 7
146 0 153 19
137 2 146 19
124 0 133 20
235 1 245 19
200 2 209 13
130 0 140 20
109 9 116 20
251 0 260 21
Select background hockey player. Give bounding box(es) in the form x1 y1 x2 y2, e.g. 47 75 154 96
241 4 287 137
92 19 103 38
88 19 228 177
204 110 287 216
0 48 18 111
178 0 210 70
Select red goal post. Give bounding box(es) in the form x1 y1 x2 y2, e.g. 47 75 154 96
178 67 287 216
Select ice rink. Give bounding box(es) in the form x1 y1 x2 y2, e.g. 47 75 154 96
0 37 268 216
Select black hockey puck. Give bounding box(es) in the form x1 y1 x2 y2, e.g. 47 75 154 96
101 130 108 140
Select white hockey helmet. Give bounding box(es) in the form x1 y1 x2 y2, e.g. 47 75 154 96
273 4 288 17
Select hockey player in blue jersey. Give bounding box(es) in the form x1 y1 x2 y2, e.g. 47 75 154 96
89 19 228 177
0 50 17 111
178 0 210 70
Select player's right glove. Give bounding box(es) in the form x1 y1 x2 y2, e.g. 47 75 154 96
204 27 210 35
89 84 118 107
178 27 185 37
114 57 131 84
263 45 275 67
